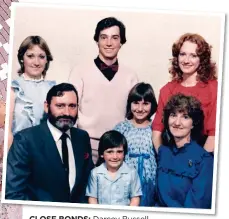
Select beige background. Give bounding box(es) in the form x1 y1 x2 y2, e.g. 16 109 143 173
10 5 223 99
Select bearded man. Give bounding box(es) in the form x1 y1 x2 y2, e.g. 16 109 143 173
5 83 93 203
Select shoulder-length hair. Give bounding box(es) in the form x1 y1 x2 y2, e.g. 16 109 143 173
169 33 217 83
17 35 53 77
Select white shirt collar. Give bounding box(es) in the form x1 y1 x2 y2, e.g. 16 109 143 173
47 120 71 142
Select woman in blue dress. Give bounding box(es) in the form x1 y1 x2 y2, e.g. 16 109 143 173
8 36 55 147
114 82 158 206
156 93 214 209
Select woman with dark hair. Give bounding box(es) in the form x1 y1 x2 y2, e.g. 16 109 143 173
114 82 157 206
8 36 55 147
156 94 213 209
152 33 217 153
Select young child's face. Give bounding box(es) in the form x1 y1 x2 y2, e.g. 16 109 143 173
131 99 151 122
102 145 125 171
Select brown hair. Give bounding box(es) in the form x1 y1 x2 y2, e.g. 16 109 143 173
96 130 128 167
169 33 217 83
94 17 126 44
162 93 205 146
126 82 157 120
17 36 53 77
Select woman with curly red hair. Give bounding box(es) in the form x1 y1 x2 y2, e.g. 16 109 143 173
152 33 217 153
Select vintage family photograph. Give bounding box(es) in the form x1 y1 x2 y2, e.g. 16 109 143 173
0 2 225 215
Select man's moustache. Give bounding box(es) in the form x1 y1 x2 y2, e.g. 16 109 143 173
56 115 75 120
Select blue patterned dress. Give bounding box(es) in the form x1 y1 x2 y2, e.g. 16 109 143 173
114 119 157 206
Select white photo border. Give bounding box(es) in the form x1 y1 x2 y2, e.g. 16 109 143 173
1 2 225 215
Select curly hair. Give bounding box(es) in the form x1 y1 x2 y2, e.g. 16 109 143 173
162 93 205 146
169 33 217 83
93 17 126 44
17 36 53 77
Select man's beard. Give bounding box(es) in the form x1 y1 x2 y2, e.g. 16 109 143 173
48 109 77 132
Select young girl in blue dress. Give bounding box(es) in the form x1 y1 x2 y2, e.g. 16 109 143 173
86 130 142 206
114 82 158 206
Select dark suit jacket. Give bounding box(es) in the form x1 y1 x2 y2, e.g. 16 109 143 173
5 122 94 203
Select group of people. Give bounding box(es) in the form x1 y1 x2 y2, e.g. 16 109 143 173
3 16 217 209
